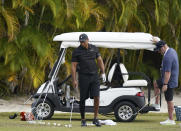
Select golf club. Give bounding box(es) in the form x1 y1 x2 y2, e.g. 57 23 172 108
133 92 162 116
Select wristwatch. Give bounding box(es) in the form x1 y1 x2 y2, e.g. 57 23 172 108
163 83 168 85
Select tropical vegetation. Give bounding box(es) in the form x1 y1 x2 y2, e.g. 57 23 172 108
0 0 181 96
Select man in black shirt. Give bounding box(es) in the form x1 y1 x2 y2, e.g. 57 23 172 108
71 33 106 127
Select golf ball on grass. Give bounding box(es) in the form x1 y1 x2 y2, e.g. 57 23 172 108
38 121 45 125
27 121 37 124
65 124 72 128
87 123 94 126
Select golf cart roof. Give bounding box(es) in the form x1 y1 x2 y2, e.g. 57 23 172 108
53 32 160 50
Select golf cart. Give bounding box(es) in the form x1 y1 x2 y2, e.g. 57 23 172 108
32 32 160 122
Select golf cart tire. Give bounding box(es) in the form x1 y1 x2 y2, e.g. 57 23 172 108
33 99 54 120
114 101 137 122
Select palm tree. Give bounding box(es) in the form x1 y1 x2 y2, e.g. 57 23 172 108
1 0 181 96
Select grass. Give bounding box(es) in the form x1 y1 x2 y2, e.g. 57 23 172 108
0 112 180 131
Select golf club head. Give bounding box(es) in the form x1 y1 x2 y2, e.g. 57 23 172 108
9 113 17 119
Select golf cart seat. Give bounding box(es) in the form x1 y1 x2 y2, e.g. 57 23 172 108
108 63 117 83
119 64 148 87
100 63 117 90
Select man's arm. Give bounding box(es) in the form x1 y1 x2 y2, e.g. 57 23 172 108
162 71 171 92
71 62 78 88
97 56 105 74
97 56 107 82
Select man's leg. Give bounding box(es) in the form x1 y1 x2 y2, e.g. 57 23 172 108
160 88 175 125
79 100 86 120
94 96 99 119
91 74 101 126
167 101 174 120
165 87 174 120
79 74 90 126
153 80 160 104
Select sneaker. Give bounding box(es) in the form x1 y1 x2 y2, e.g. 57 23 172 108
160 119 176 125
81 119 87 127
151 104 160 110
93 118 101 127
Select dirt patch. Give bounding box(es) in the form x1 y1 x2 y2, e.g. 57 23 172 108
0 93 180 113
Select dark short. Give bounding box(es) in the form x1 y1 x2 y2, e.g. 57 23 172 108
156 78 174 101
79 73 100 101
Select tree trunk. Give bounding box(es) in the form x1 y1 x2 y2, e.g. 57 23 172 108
24 10 29 26
38 6 45 31
136 50 144 71
105 49 114 74
2 0 4 6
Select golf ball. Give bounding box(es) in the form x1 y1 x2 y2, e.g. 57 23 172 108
65 124 72 128
27 121 37 124
68 124 72 128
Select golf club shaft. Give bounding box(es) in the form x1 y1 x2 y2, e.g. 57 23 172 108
133 92 161 115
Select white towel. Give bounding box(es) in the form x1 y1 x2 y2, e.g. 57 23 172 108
99 120 117 126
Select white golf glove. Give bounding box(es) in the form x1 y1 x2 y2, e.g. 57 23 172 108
101 73 106 83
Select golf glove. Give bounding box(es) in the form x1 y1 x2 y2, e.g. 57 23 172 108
101 73 106 83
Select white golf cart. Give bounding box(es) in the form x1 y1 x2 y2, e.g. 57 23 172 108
32 32 160 122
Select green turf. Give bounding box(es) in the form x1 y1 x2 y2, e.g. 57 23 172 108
0 113 180 131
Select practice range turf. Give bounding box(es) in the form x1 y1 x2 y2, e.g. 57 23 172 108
0 112 180 131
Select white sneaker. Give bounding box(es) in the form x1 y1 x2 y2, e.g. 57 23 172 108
160 119 176 125
151 104 160 110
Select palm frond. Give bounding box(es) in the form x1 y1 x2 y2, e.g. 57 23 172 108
1 8 19 41
40 0 56 17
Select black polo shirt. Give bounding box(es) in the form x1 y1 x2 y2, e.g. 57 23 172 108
71 44 101 75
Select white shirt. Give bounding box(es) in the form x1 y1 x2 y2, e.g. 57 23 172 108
164 47 169 56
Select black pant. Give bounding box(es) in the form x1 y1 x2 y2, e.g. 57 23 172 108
79 73 100 119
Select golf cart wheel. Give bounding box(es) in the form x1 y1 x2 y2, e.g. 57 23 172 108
32 99 54 120
114 101 137 122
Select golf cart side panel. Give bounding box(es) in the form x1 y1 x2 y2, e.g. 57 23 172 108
84 95 145 114
109 95 145 109
99 88 142 106
85 87 142 107
85 95 145 115
33 93 62 110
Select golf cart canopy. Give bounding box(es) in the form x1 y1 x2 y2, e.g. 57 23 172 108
53 32 160 51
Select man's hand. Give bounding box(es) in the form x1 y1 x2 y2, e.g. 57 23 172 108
151 36 160 43
101 73 106 83
162 85 168 92
72 80 78 88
